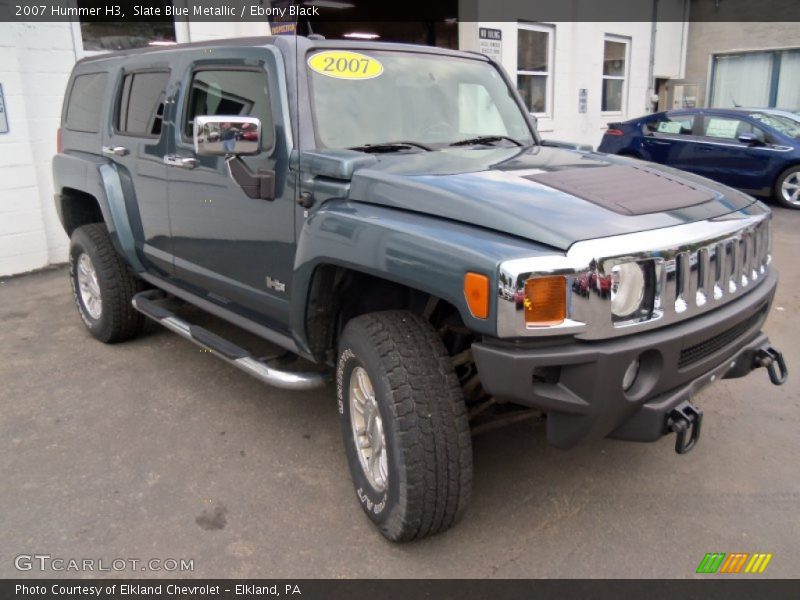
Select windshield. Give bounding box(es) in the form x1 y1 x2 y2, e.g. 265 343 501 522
306 50 534 149
749 112 800 139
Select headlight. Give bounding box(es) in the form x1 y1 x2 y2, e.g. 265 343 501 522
610 262 646 318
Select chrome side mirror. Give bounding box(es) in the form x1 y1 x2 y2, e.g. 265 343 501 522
193 115 262 156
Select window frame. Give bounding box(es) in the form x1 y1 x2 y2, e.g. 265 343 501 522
178 64 276 156
112 68 171 139
601 34 631 116
516 22 555 118
64 71 109 134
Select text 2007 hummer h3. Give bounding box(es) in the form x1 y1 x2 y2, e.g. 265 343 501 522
53 36 787 541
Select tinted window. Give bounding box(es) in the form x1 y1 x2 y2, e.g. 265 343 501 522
117 71 169 136
646 114 695 135
183 69 274 149
702 116 764 141
65 73 108 132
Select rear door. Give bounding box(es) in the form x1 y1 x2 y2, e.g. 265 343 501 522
691 114 773 191
102 60 173 275
166 50 296 332
641 111 697 168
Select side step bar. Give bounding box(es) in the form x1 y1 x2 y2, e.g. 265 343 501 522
132 290 328 391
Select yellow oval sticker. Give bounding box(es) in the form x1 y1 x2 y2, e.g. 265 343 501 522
307 51 384 80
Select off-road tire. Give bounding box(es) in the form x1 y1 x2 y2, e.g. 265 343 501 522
69 223 145 343
336 310 472 541
774 165 800 209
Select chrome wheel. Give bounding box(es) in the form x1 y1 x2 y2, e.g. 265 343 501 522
781 171 800 206
349 366 388 492
77 252 102 319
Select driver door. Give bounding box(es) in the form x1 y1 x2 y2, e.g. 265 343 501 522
166 54 296 332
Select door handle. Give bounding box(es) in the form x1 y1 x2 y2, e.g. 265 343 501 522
163 155 198 169
647 140 672 146
101 145 129 157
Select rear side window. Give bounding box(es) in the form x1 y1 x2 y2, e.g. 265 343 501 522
65 73 108 133
117 71 170 137
182 69 275 150
646 114 695 135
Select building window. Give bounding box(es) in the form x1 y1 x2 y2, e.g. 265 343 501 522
711 49 800 109
602 36 629 113
517 23 553 115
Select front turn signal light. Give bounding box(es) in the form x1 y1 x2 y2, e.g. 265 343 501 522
524 276 567 326
464 272 489 319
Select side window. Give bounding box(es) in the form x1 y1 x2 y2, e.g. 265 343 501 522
65 73 108 133
701 116 764 142
182 69 274 150
646 114 695 135
117 71 170 137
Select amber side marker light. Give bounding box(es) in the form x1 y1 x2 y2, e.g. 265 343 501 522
524 276 567 326
464 272 490 319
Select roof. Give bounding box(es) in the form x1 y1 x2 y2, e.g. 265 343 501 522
76 35 486 65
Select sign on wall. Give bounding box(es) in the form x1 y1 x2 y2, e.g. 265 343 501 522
0 84 8 134
578 88 588 114
478 27 502 62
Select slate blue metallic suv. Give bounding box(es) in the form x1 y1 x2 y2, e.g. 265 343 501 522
598 108 800 209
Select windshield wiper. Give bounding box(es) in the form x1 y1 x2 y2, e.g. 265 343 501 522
449 135 523 147
349 141 433 153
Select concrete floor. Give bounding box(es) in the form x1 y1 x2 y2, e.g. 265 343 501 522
1 207 798 579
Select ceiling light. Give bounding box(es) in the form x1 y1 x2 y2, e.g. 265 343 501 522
343 32 380 39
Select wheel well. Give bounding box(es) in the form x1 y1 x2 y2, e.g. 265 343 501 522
305 265 470 364
60 188 104 236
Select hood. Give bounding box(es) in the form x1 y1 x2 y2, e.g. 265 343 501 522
308 146 758 251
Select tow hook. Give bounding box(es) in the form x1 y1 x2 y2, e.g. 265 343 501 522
754 346 788 386
666 401 703 455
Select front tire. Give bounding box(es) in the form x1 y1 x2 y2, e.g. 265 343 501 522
774 165 800 209
69 223 145 343
336 311 472 541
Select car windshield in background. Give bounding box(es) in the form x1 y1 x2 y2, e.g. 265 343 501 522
306 50 534 150
749 112 800 138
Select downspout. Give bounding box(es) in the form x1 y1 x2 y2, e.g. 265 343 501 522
646 0 659 113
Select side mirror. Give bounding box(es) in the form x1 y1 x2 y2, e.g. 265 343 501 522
738 132 764 146
529 113 539 133
194 115 262 156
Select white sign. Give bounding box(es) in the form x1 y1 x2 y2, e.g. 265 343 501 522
0 84 8 134
478 27 502 62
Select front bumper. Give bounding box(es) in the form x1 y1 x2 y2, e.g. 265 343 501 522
472 270 780 449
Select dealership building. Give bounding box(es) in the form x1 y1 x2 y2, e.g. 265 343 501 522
1 0 798 276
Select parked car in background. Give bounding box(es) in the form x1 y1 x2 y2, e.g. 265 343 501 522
598 108 800 209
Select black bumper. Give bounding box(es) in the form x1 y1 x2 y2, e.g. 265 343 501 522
472 271 779 449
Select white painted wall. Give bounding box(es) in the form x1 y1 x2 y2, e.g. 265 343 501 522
0 22 75 276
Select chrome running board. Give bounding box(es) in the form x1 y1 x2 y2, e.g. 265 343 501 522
132 290 328 391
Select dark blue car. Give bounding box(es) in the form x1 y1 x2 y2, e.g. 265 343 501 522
598 108 800 209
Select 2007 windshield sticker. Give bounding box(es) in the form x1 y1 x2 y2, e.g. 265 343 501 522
308 51 384 80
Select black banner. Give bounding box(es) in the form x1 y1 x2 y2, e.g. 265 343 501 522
1 0 800 23
3 579 799 600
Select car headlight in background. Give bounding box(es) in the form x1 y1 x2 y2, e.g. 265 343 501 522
609 262 646 319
